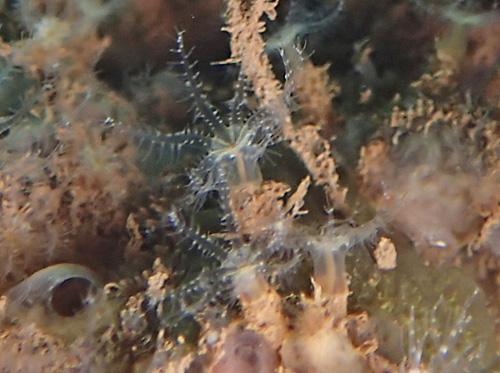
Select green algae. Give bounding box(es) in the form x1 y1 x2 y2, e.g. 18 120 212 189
347 233 499 370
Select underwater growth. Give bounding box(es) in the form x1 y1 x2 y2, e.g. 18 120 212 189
0 0 499 372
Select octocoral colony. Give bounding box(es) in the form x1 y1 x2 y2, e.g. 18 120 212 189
0 0 500 371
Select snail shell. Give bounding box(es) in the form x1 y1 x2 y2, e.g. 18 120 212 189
4 263 120 340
